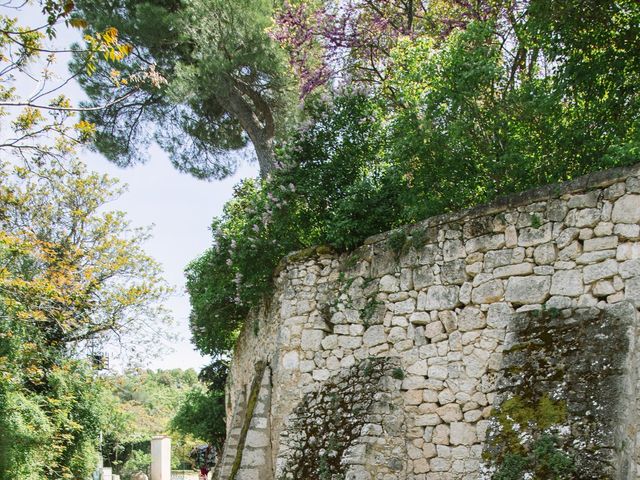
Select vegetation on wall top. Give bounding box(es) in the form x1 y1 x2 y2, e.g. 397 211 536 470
185 0 640 358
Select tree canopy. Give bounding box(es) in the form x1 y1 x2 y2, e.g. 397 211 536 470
73 0 294 178
0 156 172 478
0 158 172 357
170 360 228 452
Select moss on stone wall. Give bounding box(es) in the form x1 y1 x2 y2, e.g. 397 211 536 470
485 304 637 479
483 395 575 479
278 357 394 480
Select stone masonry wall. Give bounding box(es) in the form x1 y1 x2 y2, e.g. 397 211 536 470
218 163 640 480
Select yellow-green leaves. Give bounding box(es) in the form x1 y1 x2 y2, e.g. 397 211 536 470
13 107 44 131
68 17 89 29
74 119 96 141
83 26 133 76
0 5 136 165
0 157 171 354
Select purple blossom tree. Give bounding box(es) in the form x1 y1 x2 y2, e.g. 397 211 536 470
271 0 515 98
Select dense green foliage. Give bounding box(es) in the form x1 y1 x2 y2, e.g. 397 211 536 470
0 349 106 479
168 359 228 453
187 0 640 357
171 389 226 450
0 158 170 479
170 360 228 452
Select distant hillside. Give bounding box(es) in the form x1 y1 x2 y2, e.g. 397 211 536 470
101 369 205 478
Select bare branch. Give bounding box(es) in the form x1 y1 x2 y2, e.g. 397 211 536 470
0 89 138 112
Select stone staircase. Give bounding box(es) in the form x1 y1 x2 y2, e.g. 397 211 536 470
216 362 273 480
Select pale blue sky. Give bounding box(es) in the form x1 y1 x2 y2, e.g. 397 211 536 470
91 150 258 371
12 5 261 371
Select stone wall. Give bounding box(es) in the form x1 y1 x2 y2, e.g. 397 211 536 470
217 163 640 480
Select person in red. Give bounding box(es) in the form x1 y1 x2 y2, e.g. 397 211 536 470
191 444 216 479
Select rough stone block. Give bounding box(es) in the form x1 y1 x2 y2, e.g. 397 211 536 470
449 422 476 445
568 191 599 208
443 239 465 261
428 365 448 381
281 351 299 370
550 270 583 297
505 225 518 247
342 444 367 465
437 404 463 423
612 194 640 224
625 277 640 306
441 259 467 285
556 227 580 249
393 298 416 314
432 424 450 445
415 413 442 427
546 199 568 222
518 223 552 247
414 265 437 290
419 286 460 311
470 280 504 304
245 430 270 448
583 259 618 283
465 234 505 254
430 458 451 472
463 352 488 378
301 329 324 351
620 259 640 279
504 276 551 304
617 242 640 261
627 176 640 193
566 208 602 227
380 274 400 292
401 267 414 290
418 244 439 265
405 390 423 406
492 262 534 279
413 458 430 474
439 311 458 332
583 236 618 252
410 312 431 325
321 334 338 350
533 243 557 265
457 307 486 332
614 223 640 240
424 321 445 339
407 359 428 376
576 249 616 264
593 280 615 297
235 468 260 480
486 303 513 328
338 335 362 349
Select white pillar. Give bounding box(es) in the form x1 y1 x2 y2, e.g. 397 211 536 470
102 467 112 480
150 435 171 480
